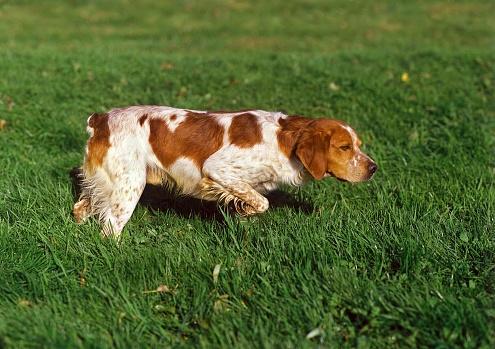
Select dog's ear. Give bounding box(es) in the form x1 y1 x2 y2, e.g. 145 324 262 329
296 126 329 180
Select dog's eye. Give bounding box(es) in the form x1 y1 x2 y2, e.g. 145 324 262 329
340 145 351 151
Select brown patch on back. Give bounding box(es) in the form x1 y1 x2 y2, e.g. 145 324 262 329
169 114 177 121
149 112 224 168
228 113 262 148
276 115 313 157
85 113 111 174
138 113 148 126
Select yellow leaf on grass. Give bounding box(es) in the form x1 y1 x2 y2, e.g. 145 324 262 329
18 298 34 307
161 62 174 70
80 267 87 287
214 294 230 313
143 284 177 294
212 263 222 285
156 285 170 292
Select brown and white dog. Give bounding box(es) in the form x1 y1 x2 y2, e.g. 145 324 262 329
73 106 377 238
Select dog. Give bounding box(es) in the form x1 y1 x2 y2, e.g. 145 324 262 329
73 106 377 238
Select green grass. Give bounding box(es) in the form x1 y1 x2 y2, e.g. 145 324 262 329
0 0 494 348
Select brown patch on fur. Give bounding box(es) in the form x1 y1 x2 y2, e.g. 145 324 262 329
276 115 313 158
85 113 111 174
294 119 340 180
228 113 262 148
138 113 148 126
324 123 358 180
169 114 177 121
149 112 224 168
295 122 330 180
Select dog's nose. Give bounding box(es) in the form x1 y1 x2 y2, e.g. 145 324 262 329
368 162 377 174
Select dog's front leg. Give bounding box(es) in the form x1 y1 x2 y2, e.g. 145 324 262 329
199 177 269 216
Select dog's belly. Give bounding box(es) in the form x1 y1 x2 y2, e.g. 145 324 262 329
163 157 203 195
203 146 275 184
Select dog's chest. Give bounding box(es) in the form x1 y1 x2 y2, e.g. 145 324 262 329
202 142 306 192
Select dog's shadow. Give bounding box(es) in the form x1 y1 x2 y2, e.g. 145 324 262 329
70 168 314 222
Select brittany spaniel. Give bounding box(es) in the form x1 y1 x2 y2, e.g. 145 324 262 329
73 106 377 238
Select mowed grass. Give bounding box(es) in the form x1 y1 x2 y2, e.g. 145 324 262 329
0 0 494 348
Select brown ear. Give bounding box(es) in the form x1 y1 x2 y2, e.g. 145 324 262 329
295 129 328 180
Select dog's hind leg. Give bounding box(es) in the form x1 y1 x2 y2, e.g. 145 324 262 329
75 155 147 239
102 182 146 238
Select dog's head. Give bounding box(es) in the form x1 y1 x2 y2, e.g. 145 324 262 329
296 118 377 182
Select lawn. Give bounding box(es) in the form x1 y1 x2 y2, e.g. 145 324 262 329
0 0 494 348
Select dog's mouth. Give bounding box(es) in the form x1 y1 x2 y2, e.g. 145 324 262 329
325 172 349 182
